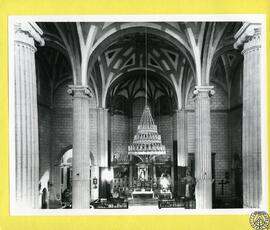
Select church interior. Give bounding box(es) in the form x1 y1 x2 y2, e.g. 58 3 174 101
12 21 263 210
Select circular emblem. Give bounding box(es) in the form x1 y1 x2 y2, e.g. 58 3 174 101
249 211 269 230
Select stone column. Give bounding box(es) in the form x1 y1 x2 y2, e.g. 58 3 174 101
170 166 174 192
14 22 44 209
234 23 262 208
176 110 188 166
97 108 108 167
68 85 92 209
129 162 133 187
129 110 133 188
175 110 188 196
49 163 62 208
153 164 157 181
193 86 214 209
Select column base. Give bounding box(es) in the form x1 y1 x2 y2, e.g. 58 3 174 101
195 178 212 209
72 179 90 209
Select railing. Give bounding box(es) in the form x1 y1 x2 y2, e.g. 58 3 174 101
158 198 185 209
90 198 129 209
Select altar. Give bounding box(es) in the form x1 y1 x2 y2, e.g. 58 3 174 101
131 189 155 199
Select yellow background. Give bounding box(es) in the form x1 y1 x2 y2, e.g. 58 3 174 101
0 0 269 229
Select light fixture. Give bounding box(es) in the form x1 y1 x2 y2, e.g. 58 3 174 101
128 29 166 163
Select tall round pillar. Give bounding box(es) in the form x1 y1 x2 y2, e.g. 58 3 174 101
175 109 188 197
234 23 262 208
153 163 157 182
129 162 133 188
68 85 92 209
176 109 188 167
97 108 108 167
194 86 214 209
14 22 44 209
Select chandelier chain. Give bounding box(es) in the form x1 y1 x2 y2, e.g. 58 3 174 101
145 28 148 107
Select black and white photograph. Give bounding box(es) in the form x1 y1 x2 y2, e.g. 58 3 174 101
9 15 267 215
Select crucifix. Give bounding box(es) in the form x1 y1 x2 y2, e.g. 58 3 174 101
218 179 229 195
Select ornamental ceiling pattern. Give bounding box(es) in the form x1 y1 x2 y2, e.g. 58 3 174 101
36 22 243 109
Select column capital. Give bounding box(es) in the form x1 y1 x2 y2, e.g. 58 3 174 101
67 85 93 98
234 23 261 53
193 86 215 98
14 22 45 47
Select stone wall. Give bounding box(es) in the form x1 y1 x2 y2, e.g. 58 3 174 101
111 114 129 162
38 105 51 190
37 69 52 195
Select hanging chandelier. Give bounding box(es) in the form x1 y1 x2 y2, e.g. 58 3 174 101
128 29 166 163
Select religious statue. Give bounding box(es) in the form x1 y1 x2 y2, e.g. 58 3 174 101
139 168 146 181
160 173 170 191
182 170 196 208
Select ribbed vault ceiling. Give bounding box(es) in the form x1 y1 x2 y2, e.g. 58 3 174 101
35 22 243 109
